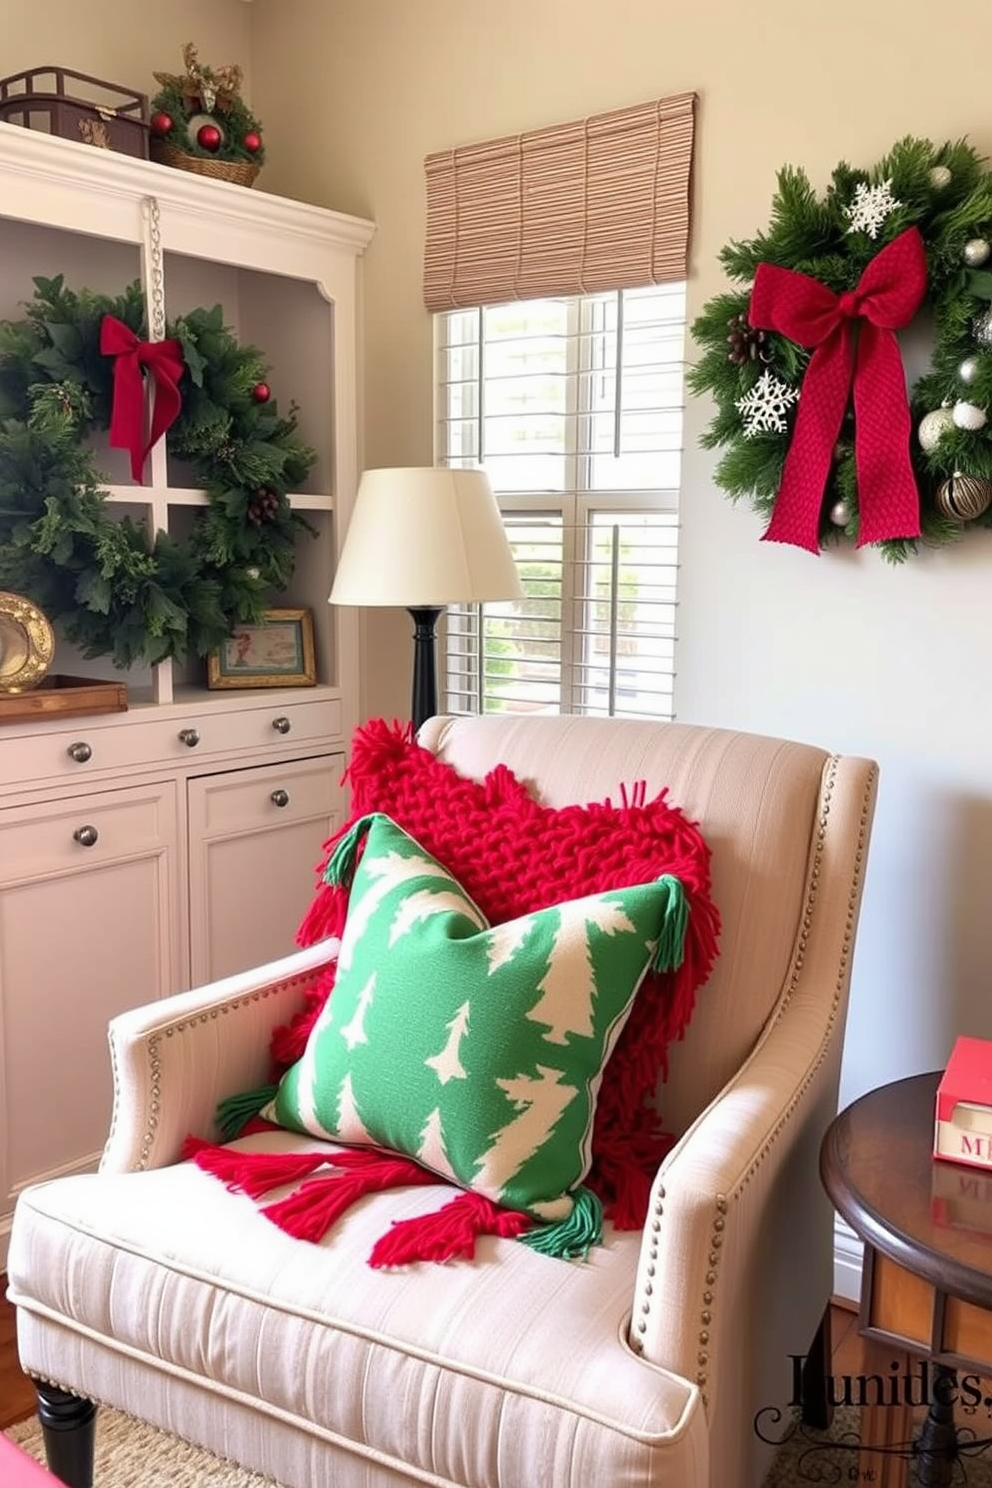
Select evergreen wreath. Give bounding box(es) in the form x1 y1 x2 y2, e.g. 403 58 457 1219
0 275 316 667
689 136 992 561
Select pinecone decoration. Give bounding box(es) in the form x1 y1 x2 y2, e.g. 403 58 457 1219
247 486 281 525
727 313 771 366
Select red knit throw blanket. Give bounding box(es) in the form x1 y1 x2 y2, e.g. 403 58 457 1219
190 720 721 1265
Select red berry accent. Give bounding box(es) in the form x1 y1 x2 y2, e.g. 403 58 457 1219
197 124 222 153
244 131 262 155
150 112 173 138
252 382 271 404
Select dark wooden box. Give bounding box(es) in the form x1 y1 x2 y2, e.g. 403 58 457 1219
0 67 148 158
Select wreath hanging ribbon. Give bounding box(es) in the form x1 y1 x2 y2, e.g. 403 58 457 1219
100 314 186 482
748 227 928 553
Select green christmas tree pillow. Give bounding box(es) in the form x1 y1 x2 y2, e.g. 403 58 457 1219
268 812 689 1245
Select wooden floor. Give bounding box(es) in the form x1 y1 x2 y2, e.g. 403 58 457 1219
1 1281 39 1430
0 1285 868 1434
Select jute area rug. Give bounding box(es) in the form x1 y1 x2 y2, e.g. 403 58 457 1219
8 1404 992 1486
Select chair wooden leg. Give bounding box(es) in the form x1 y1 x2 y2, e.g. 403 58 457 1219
34 1382 97 1488
800 1303 834 1430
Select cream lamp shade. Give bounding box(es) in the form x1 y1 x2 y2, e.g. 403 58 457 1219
329 467 523 729
329 466 523 607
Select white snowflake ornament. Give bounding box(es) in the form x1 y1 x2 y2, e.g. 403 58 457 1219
735 369 799 438
845 178 902 239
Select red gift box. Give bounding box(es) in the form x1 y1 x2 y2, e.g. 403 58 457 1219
934 1035 992 1170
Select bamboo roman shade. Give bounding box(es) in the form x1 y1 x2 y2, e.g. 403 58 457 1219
423 92 695 311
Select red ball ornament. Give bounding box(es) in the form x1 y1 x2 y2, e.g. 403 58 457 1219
244 131 262 155
252 382 271 404
197 124 222 153
150 111 173 138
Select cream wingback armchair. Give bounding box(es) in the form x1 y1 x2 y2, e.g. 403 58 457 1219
8 716 877 1488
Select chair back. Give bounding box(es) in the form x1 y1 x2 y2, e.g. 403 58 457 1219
419 714 867 1136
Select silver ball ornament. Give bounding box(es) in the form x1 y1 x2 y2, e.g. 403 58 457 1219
246 566 261 580
952 400 988 432
975 308 992 348
959 355 982 387
928 165 953 189
934 471 992 522
828 499 851 527
918 406 955 452
964 238 992 268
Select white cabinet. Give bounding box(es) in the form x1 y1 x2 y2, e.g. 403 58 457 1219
0 124 374 1263
188 753 344 984
0 780 182 1216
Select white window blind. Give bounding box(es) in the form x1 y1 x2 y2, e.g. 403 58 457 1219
436 285 685 719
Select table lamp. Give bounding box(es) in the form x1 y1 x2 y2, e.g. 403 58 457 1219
329 467 524 730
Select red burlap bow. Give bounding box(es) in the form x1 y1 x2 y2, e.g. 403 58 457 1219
748 226 928 552
100 315 185 483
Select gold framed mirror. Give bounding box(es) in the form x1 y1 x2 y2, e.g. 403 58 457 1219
0 592 55 693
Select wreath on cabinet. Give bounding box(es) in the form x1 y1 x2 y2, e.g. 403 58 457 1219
0 275 316 667
689 136 992 561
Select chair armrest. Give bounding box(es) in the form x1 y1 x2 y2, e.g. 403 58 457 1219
101 941 338 1174
632 754 876 1468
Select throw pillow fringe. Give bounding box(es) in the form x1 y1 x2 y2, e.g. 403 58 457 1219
324 814 376 889
262 1152 434 1243
215 1085 279 1141
270 979 334 1067
650 876 689 973
295 881 349 948
519 1187 603 1261
368 1191 532 1268
185 1142 333 1199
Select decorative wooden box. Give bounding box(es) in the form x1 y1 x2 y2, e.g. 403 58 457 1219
0 68 148 158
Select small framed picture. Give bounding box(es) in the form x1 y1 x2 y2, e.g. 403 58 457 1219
207 608 317 690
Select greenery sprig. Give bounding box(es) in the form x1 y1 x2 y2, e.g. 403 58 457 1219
0 275 315 666
689 136 992 561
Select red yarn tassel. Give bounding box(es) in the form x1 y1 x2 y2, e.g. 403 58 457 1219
369 1190 532 1268
295 881 350 949
269 978 334 1069
261 1151 433 1243
185 1140 333 1199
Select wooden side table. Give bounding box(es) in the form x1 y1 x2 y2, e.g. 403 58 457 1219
821 1071 992 1488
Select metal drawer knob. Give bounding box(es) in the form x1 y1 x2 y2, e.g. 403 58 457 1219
67 741 92 763
270 789 290 808
272 716 291 735
73 825 99 848
178 728 200 748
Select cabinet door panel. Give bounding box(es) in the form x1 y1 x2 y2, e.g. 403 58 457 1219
188 755 343 984
0 781 180 1212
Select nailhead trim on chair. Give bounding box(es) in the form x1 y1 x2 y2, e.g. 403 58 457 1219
104 973 318 1172
627 757 878 1420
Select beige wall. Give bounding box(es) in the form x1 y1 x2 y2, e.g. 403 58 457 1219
1 1 252 100
249 0 992 1106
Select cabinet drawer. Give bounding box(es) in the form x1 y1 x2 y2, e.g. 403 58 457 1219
0 695 342 790
190 755 343 837
0 781 178 882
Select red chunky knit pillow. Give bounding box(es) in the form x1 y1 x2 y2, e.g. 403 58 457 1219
284 718 721 1229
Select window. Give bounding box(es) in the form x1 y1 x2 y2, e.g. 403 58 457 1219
436 284 685 719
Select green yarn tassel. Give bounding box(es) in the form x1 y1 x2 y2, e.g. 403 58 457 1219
215 1084 279 1141
519 1186 603 1260
650 874 688 973
324 813 378 889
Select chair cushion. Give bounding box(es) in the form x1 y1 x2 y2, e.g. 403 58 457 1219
9 1132 703 1488
272 813 687 1227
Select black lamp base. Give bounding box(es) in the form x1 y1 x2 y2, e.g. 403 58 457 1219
408 606 443 733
